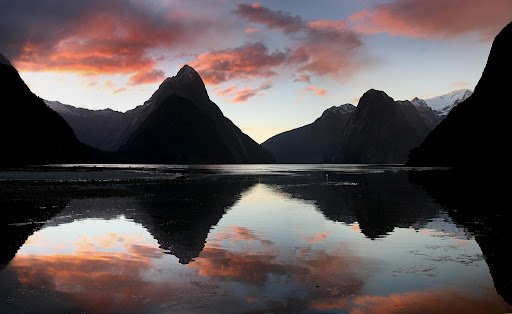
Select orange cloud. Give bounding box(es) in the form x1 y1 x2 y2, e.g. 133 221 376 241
349 0 512 40
348 289 511 313
217 86 238 96
129 69 165 85
245 27 259 34
215 82 272 103
303 85 328 96
4 1 223 85
190 42 287 84
189 247 300 285
303 231 330 244
232 82 272 103
10 245 175 312
308 20 347 31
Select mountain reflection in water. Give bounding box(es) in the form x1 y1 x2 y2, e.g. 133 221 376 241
0 168 510 313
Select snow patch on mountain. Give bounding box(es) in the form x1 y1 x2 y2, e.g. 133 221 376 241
412 89 473 116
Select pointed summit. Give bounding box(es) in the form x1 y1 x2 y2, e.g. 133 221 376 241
148 65 209 105
338 89 432 163
0 52 12 66
175 64 201 81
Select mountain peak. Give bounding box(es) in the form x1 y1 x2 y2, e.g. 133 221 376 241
358 89 393 107
412 89 473 114
0 52 12 66
322 104 355 117
176 64 199 78
149 65 209 105
360 89 389 100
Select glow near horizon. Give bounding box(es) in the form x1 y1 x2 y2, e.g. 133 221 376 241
6 1 509 143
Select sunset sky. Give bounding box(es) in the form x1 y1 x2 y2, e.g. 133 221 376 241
1 0 511 142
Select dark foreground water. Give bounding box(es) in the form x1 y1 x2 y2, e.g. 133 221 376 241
0 165 510 313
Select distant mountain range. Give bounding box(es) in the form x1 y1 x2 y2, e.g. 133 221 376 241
263 88 467 164
47 75 472 165
45 101 132 152
2 19 508 167
408 21 512 167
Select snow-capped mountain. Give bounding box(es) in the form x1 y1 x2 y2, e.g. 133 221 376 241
412 89 473 116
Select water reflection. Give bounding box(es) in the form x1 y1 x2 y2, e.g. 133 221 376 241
0 172 511 312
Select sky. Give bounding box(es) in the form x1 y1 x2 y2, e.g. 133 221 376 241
1 0 511 143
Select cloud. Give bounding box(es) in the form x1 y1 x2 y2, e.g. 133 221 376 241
0 0 225 85
349 0 512 40
129 69 165 85
452 81 469 87
235 2 305 33
293 74 311 83
190 42 287 84
303 231 330 244
217 86 238 97
303 85 328 96
347 289 511 313
216 82 273 103
236 3 366 78
245 27 259 34
113 87 127 95
288 24 364 77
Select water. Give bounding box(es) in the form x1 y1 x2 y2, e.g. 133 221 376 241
0 165 510 313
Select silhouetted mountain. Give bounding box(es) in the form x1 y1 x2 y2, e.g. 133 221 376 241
45 101 131 151
262 104 355 163
408 22 512 167
410 98 442 129
119 65 274 163
0 52 87 166
336 89 433 164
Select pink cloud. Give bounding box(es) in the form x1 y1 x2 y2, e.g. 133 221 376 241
304 85 328 96
129 69 165 85
6 1 231 85
235 2 305 33
452 81 469 87
218 82 272 103
293 74 311 83
289 25 364 77
217 86 238 96
245 27 259 34
236 3 366 79
190 42 287 84
349 0 512 40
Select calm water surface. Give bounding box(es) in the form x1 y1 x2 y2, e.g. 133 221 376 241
0 165 510 313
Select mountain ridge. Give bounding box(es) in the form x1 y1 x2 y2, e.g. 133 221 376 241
407 21 512 167
262 104 355 163
0 53 89 166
